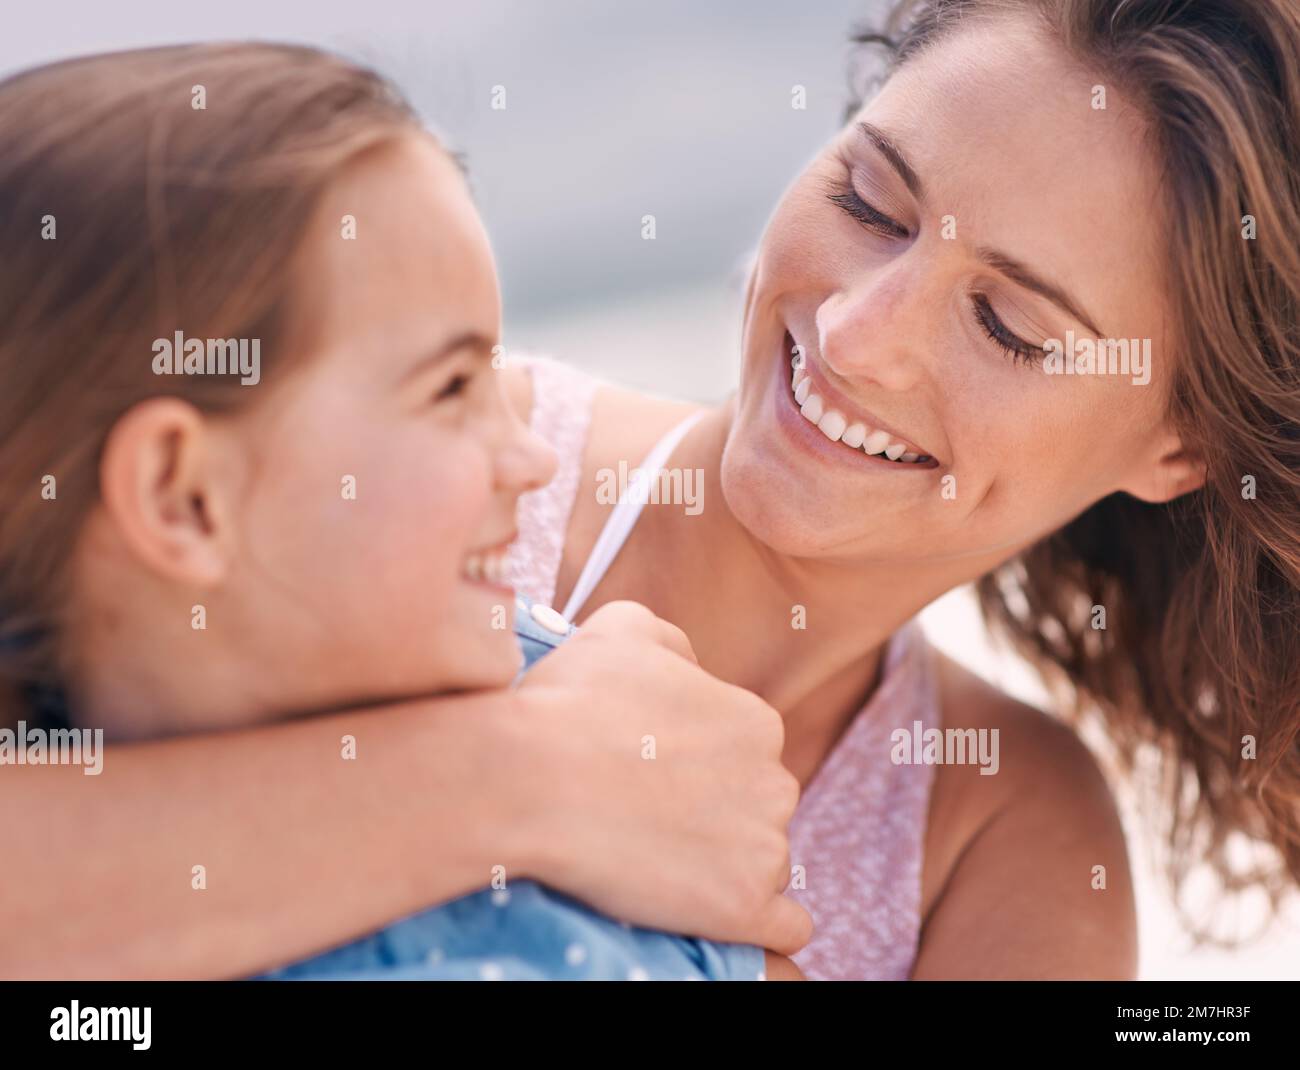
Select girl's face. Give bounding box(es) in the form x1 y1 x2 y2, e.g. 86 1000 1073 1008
723 14 1202 567
80 135 556 736
223 136 556 714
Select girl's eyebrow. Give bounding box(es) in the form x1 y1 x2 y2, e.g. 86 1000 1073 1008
402 330 494 383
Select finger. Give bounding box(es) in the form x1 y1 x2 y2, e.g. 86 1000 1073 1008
584 600 698 664
648 616 697 664
753 895 815 957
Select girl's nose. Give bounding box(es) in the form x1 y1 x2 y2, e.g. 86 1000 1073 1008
497 420 557 495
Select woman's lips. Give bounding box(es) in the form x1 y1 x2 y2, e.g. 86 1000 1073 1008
778 331 939 469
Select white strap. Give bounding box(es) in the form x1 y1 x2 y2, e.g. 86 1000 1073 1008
560 410 705 621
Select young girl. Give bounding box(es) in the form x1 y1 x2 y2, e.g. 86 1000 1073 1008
0 43 804 980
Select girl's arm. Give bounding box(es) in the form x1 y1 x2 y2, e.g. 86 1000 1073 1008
3 602 810 979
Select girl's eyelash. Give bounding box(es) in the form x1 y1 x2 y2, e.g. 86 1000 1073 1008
826 183 910 240
435 372 471 401
971 293 1045 367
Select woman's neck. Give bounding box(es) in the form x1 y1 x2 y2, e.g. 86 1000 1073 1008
594 401 982 779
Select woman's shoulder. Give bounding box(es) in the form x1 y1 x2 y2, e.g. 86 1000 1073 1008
915 648 1137 978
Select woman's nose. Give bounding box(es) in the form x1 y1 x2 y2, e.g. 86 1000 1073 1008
815 264 927 392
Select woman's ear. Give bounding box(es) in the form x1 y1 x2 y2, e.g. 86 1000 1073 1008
1120 431 1208 504
98 397 234 586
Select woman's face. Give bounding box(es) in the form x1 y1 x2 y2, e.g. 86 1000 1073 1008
724 13 1196 566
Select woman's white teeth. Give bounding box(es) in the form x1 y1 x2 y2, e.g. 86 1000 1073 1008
862 429 892 455
840 422 867 449
791 376 927 465
817 409 846 440
792 364 808 391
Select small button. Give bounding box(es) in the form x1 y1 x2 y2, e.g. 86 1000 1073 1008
530 603 571 635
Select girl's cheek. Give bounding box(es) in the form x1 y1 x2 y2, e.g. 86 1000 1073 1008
422 444 495 536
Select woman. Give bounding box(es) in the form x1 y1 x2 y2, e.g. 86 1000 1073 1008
10 0 1300 979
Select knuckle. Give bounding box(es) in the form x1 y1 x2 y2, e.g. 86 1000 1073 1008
749 699 786 752
606 599 656 624
772 771 801 818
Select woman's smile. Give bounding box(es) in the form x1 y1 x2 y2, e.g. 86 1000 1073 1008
771 328 940 474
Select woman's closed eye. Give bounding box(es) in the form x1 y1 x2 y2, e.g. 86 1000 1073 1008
826 181 1048 369
971 293 1047 367
825 181 910 240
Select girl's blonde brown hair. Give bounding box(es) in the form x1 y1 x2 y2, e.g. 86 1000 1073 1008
0 43 422 718
856 0 1300 938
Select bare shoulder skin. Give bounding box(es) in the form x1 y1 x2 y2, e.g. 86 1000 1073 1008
916 651 1137 978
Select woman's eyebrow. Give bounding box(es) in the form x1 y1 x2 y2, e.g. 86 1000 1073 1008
856 120 1106 336
977 248 1105 337
857 121 922 199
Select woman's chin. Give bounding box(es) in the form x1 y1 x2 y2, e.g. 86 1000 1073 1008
720 447 858 559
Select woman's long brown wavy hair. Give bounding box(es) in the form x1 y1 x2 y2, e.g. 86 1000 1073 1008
855 0 1300 940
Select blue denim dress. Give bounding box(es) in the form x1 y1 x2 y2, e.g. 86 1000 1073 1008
258 596 765 981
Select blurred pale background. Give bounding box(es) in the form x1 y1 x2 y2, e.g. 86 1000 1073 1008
12 0 1296 979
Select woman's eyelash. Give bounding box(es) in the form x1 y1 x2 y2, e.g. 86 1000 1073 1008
826 184 910 240
825 180 1043 370
971 294 1045 367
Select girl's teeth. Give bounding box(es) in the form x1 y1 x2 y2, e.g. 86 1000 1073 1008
463 550 509 583
794 377 812 405
800 393 824 423
862 429 891 455
818 409 847 440
792 365 808 391
884 442 907 461
841 422 866 448
900 451 919 464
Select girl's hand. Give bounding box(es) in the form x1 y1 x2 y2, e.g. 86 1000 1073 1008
503 601 812 956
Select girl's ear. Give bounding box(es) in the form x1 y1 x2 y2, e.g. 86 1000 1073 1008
97 397 234 586
1120 431 1208 504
